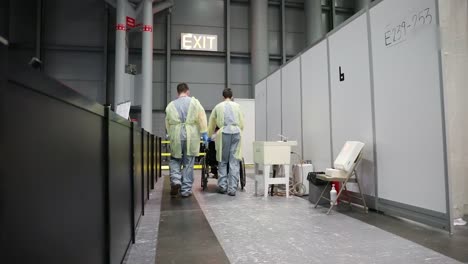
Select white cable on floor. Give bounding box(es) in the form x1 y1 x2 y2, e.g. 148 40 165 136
290 152 306 197
271 152 306 197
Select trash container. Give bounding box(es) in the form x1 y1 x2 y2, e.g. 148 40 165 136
307 172 331 206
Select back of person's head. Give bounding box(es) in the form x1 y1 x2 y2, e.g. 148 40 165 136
177 83 189 94
223 88 233 99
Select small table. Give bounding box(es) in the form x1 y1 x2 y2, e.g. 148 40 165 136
253 141 297 197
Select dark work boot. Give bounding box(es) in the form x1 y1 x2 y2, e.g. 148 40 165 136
171 184 181 197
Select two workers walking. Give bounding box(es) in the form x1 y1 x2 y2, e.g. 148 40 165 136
165 83 244 197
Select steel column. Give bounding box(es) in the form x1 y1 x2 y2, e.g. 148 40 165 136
166 12 172 105
1 0 9 40
141 0 153 133
226 0 231 88
281 0 286 64
304 0 323 45
114 0 127 109
104 4 111 106
35 0 44 71
250 0 269 94
354 0 370 12
330 0 336 29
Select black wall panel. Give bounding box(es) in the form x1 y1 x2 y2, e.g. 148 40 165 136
145 133 149 198
146 132 150 200
155 137 159 179
1 40 6 86
158 137 162 178
0 1 8 38
0 81 106 263
1 65 160 263
142 130 149 205
150 135 155 189
154 137 158 181
133 128 143 227
108 120 133 264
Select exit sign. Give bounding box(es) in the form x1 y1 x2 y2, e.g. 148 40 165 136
181 33 218 52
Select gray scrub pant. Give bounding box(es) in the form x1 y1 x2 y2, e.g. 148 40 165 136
218 132 241 194
169 140 195 196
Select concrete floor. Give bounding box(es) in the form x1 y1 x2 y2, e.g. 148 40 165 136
123 176 164 264
155 176 230 264
124 171 467 264
341 209 468 263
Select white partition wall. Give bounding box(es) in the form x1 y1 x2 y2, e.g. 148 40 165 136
328 13 376 199
301 40 332 171
253 0 451 231
281 58 302 156
266 71 282 141
370 0 449 229
255 80 267 141
439 0 468 220
236 99 255 164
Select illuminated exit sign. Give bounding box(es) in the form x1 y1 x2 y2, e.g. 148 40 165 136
181 33 218 52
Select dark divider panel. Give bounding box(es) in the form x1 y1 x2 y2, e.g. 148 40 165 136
146 133 151 199
1 65 158 263
153 136 158 183
141 130 145 214
155 135 158 186
107 110 133 264
155 137 159 178
155 137 159 179
158 137 163 178
133 124 143 227
154 137 158 183
1 67 107 263
142 130 149 203
1 40 6 89
157 138 160 178
150 135 155 189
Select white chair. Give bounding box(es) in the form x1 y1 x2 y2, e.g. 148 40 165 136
314 141 368 214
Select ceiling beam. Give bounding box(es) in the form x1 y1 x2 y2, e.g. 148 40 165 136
104 0 116 8
153 0 173 14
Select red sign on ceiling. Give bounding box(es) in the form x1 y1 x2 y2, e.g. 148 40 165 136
126 16 136 29
116 23 125 31
143 25 153 32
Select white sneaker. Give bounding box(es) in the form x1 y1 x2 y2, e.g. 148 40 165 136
454 218 467 226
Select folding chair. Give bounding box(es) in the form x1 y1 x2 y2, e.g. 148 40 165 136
314 141 368 215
